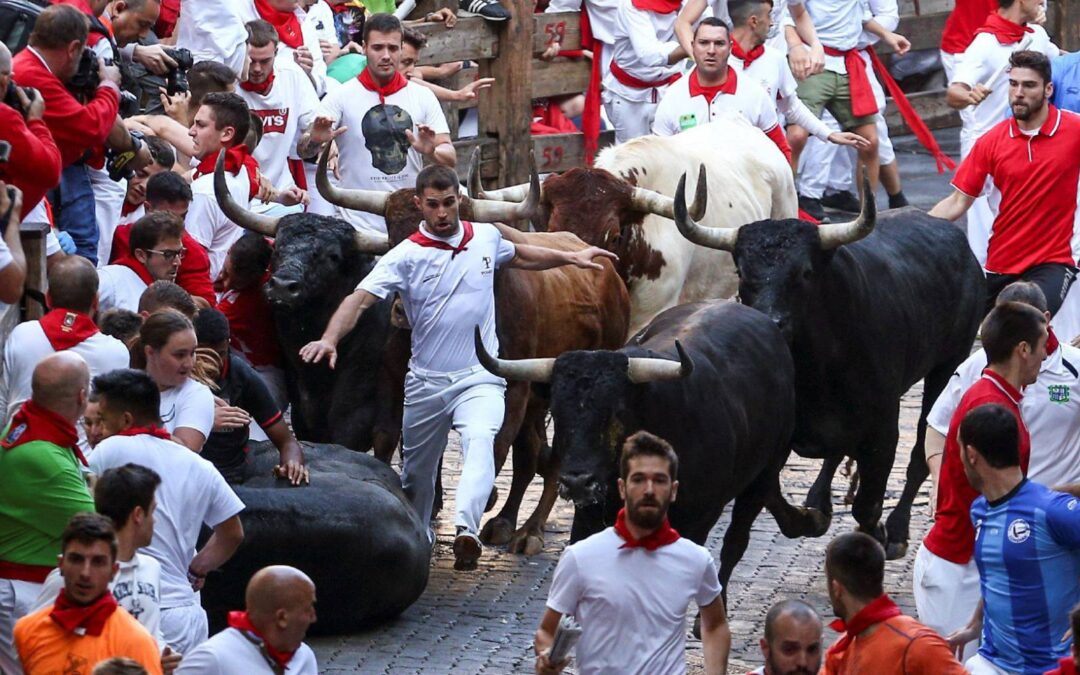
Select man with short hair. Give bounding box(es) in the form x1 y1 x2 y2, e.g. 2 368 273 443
534 431 729 674
747 599 823 675
138 281 198 319
175 565 318 674
300 164 614 570
821 532 964 673
932 50 1080 316
97 212 186 313
0 256 129 441
89 368 245 655
14 513 164 675
914 301 1044 657
0 352 96 674
947 404 1080 674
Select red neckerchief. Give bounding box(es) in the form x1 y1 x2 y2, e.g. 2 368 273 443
116 425 173 441
228 611 296 669
1048 327 1060 356
194 145 261 201
688 67 737 105
630 0 680 14
827 594 902 654
111 249 155 286
975 13 1034 44
613 507 681 551
408 221 474 258
120 200 140 217
358 69 408 105
2 400 86 466
50 589 119 636
1047 656 1079 675
39 309 99 351
240 70 275 96
253 0 304 48
731 39 765 68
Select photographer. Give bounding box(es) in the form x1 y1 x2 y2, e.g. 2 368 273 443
0 183 28 305
0 42 62 220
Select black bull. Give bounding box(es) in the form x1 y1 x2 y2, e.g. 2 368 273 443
477 300 825 592
674 173 984 558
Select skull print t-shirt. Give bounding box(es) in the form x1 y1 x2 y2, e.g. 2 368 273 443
315 78 450 234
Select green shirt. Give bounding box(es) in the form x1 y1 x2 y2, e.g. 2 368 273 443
0 437 95 567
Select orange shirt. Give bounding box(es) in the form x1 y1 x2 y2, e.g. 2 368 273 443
14 603 163 675
821 614 967 675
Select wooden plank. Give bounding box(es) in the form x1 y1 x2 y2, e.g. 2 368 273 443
19 220 47 321
532 12 583 53
531 131 616 173
876 12 949 54
884 89 960 136
413 17 498 65
1053 0 1080 51
531 58 591 99
897 0 953 16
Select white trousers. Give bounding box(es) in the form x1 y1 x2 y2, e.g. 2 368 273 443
402 366 505 535
966 653 1019 675
160 601 209 655
0 579 43 675
912 543 981 661
90 166 126 268
799 113 895 199
603 91 659 144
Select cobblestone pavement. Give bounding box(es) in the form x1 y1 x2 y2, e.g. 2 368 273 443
310 132 957 673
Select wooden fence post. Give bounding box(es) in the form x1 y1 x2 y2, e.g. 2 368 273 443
1054 0 1080 51
478 0 534 188
19 220 47 321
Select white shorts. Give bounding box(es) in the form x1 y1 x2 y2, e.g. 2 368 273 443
965 653 1020 675
602 91 658 144
912 543 981 660
160 601 209 655
0 578 43 675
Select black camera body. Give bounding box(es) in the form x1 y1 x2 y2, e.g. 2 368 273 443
163 47 193 96
3 81 36 117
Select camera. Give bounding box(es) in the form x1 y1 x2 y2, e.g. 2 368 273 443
163 47 193 96
2 81 35 117
67 48 102 101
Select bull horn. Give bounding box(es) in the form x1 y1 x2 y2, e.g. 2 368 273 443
467 157 541 222
817 176 876 250
213 149 280 237
316 144 390 215
629 163 708 221
626 340 694 384
352 229 391 254
474 326 555 383
468 150 534 202
672 171 738 252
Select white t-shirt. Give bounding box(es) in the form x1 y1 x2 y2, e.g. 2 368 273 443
857 0 898 48
175 0 257 74
303 0 337 47
358 221 516 374
89 434 244 608
315 78 449 234
175 626 318 675
605 0 682 102
731 47 833 139
653 69 779 136
952 26 1058 143
276 7 331 97
97 264 149 313
158 377 215 442
804 0 870 73
0 320 129 454
186 164 254 280
927 343 1080 486
238 61 320 193
32 553 163 641
0 231 11 272
546 528 722 675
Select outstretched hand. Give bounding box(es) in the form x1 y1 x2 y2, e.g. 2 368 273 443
827 131 871 149
569 246 619 270
299 339 338 368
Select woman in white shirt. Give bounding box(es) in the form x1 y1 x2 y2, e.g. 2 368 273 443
131 310 216 452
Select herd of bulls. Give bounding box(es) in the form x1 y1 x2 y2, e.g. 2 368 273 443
212 116 985 627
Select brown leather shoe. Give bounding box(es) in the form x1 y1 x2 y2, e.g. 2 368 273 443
453 531 482 571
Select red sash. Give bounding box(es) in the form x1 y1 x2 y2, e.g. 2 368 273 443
50 589 119 637
827 594 902 655
193 144 261 200
409 221 474 258
975 13 1034 45
610 61 681 103
228 611 296 669
253 0 304 49
2 400 86 466
613 507 681 550
358 69 409 105
116 425 173 441
580 7 602 165
240 70 275 96
731 39 765 68
689 67 737 104
39 309 98 351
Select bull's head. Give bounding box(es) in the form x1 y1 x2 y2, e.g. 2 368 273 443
672 168 876 341
474 328 692 508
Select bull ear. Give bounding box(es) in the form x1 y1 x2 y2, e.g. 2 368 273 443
317 144 390 214
672 172 738 252
626 340 694 383
474 326 555 383
817 175 876 250
213 149 280 237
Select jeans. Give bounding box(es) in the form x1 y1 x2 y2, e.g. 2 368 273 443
51 163 99 265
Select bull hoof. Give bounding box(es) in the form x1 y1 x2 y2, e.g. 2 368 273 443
885 540 908 561
480 517 514 545
485 487 499 512
508 527 545 556
805 507 831 537
692 613 701 640
858 522 887 547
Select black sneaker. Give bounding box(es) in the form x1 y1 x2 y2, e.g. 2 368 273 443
460 0 511 21
820 190 862 214
888 191 910 209
798 195 827 222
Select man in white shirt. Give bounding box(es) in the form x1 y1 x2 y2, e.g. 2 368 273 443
0 256 129 440
944 0 1057 266
174 0 256 74
299 164 615 571
97 212 185 313
89 368 245 655
175 565 318 675
298 13 454 235
534 431 729 674
674 0 823 65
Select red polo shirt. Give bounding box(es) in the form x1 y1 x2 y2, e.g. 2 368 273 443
923 369 1031 565
109 224 216 307
952 106 1080 275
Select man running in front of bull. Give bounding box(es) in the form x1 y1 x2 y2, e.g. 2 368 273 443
299 165 615 571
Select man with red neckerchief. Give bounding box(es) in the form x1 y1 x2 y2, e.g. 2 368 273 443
0 352 96 675
97 212 185 314
14 513 163 675
175 565 317 674
533 431 729 675
250 0 331 96
822 532 964 674
297 13 453 236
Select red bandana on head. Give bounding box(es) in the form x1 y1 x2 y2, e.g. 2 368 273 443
2 400 86 466
409 221 474 258
253 0 304 48
358 69 409 105
194 145 261 201
827 594 902 654
240 70 276 96
613 507 681 550
50 589 119 636
731 39 765 68
117 425 173 441
688 67 738 104
39 309 98 351
975 13 1034 44
228 611 296 669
